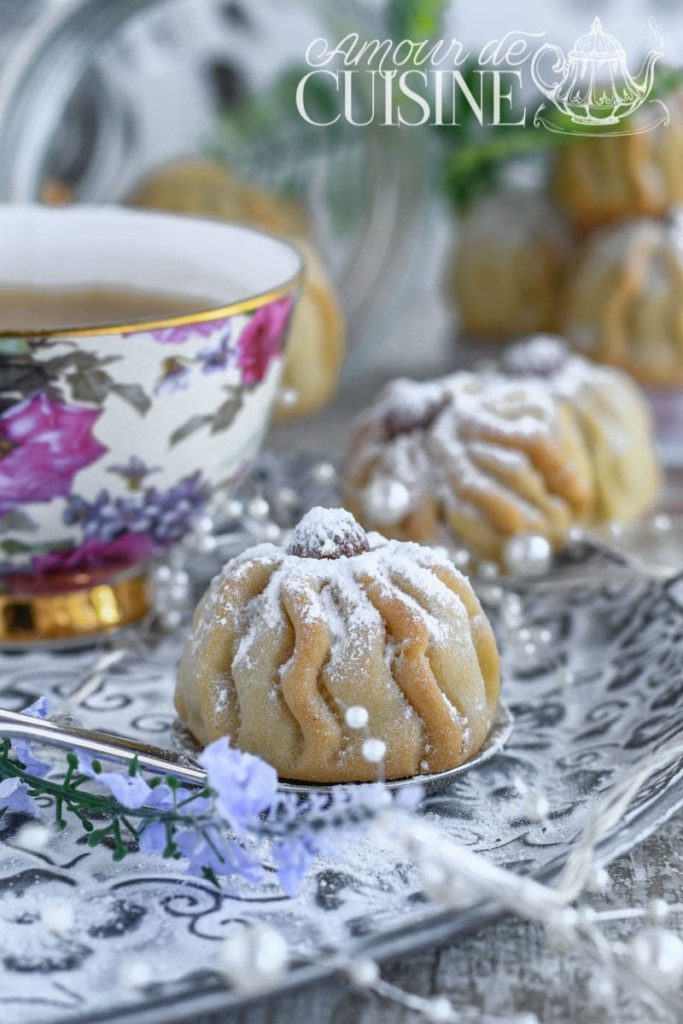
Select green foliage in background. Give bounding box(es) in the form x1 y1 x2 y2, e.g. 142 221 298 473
388 0 446 41
211 1 683 216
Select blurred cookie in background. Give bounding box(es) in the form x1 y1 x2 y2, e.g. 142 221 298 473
562 215 683 389
449 186 573 339
553 88 683 232
130 157 345 420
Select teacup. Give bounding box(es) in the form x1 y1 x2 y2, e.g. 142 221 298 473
0 205 302 644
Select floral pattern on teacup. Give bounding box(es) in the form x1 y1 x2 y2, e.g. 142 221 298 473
0 293 295 583
0 393 106 517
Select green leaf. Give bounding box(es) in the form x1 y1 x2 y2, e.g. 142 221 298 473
111 383 151 416
88 829 110 846
0 360 50 398
201 866 220 887
210 391 243 434
169 414 212 447
0 538 34 555
0 338 31 356
0 509 38 534
387 0 446 42
66 367 113 404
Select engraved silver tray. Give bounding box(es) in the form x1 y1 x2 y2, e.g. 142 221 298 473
1 457 683 1024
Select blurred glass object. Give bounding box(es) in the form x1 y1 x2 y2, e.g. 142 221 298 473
0 0 430 343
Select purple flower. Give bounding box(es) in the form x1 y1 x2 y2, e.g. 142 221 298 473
0 777 36 817
14 698 51 779
236 297 293 386
144 472 209 545
138 821 168 856
175 826 262 883
199 739 278 835
272 834 319 897
143 784 179 812
63 473 209 549
98 773 152 809
77 753 152 810
29 533 153 579
0 394 106 517
155 365 191 395
197 329 233 374
65 489 149 541
139 786 213 856
108 457 160 490
149 319 230 345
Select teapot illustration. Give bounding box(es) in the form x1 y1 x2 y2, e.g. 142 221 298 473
531 18 662 126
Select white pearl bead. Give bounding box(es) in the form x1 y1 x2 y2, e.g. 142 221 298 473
478 559 500 580
362 738 386 763
590 975 615 1002
16 822 50 851
522 793 549 821
451 548 471 571
161 609 183 630
544 908 579 952
347 958 379 989
653 514 672 532
220 924 288 991
345 705 369 730
423 995 454 1023
277 487 298 508
247 497 270 521
311 461 337 484
362 478 411 525
503 534 552 577
118 958 152 990
224 498 244 521
195 515 214 536
42 900 74 938
502 594 524 625
628 928 683 991
558 668 575 689
169 583 190 604
278 387 299 408
585 865 609 893
577 906 596 927
196 534 217 553
482 584 504 607
646 898 670 925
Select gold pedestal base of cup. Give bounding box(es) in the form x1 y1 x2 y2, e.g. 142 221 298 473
0 574 150 646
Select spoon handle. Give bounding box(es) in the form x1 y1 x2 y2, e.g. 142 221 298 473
0 708 207 787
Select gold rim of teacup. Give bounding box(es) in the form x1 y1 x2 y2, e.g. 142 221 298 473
0 275 304 339
0 218 305 338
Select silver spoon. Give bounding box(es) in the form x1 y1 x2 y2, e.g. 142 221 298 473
0 708 207 787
